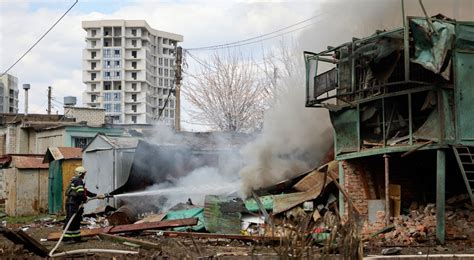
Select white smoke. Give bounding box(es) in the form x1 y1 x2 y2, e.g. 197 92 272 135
239 61 333 195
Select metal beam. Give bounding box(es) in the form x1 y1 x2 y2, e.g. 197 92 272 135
402 0 410 81
408 93 413 145
384 154 391 224
436 149 446 244
339 160 345 217
336 143 447 160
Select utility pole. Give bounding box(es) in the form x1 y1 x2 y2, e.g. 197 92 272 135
47 86 52 115
174 46 183 131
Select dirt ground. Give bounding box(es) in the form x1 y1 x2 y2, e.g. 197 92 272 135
1 221 474 259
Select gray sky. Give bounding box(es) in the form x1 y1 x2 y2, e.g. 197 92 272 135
1 0 472 130
0 0 318 129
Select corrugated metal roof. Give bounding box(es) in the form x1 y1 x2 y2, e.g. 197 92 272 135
102 135 140 149
57 147 82 159
43 147 82 163
12 156 49 169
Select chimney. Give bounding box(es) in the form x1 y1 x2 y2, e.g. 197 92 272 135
22 84 30 115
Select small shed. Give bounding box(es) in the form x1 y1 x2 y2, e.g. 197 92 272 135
43 147 83 214
5 155 49 216
82 134 139 213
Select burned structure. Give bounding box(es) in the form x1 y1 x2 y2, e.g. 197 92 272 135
305 15 474 243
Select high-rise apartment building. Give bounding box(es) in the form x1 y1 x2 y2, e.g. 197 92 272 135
82 20 183 125
0 74 19 113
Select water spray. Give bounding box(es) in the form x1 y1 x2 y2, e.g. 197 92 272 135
113 182 240 199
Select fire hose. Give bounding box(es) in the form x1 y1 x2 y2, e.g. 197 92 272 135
48 195 137 258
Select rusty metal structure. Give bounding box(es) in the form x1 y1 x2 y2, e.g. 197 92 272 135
305 14 474 243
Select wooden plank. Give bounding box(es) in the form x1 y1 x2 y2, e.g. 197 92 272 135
135 213 166 224
0 228 49 257
48 217 198 240
98 233 162 250
15 229 50 257
159 231 280 241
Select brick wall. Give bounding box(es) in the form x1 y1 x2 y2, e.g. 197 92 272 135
0 133 5 156
65 106 105 126
341 151 439 218
5 125 16 154
342 159 378 216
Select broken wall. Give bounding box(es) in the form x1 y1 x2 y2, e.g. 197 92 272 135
341 150 466 220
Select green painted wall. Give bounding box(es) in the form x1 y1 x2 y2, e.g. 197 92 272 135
455 22 474 146
64 126 123 147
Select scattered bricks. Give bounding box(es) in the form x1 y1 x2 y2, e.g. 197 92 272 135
363 195 474 246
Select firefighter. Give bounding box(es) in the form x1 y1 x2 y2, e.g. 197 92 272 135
63 166 105 243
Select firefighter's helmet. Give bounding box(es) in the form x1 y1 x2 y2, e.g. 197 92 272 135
74 166 87 176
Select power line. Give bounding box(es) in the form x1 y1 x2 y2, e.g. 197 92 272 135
187 21 316 52
0 0 78 77
186 12 323 51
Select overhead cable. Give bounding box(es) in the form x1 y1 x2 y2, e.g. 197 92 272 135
0 0 78 77
186 13 323 51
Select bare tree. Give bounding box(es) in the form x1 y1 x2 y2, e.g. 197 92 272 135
183 51 268 132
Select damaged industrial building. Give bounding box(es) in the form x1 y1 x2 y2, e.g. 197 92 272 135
305 14 474 244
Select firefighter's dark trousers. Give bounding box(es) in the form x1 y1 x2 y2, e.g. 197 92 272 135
63 203 83 241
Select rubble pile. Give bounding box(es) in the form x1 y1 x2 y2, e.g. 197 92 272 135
364 194 474 246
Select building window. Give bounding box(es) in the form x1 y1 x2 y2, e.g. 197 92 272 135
91 83 96 91
104 71 111 79
115 71 120 78
164 79 168 87
132 72 137 80
114 103 121 113
132 94 137 101
132 61 137 69
91 29 96 37
104 93 112 101
132 50 137 58
164 69 168 77
105 60 111 68
115 60 120 68
91 51 96 59
159 78 163 86
104 103 112 112
132 39 137 47
113 92 121 101
132 104 137 112
114 49 120 57
91 62 96 70
72 137 93 149
91 73 96 80
104 82 111 90
131 29 137 36
91 94 97 102
131 83 137 90
164 59 169 67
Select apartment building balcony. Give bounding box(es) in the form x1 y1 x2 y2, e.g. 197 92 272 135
86 34 100 39
125 45 141 50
